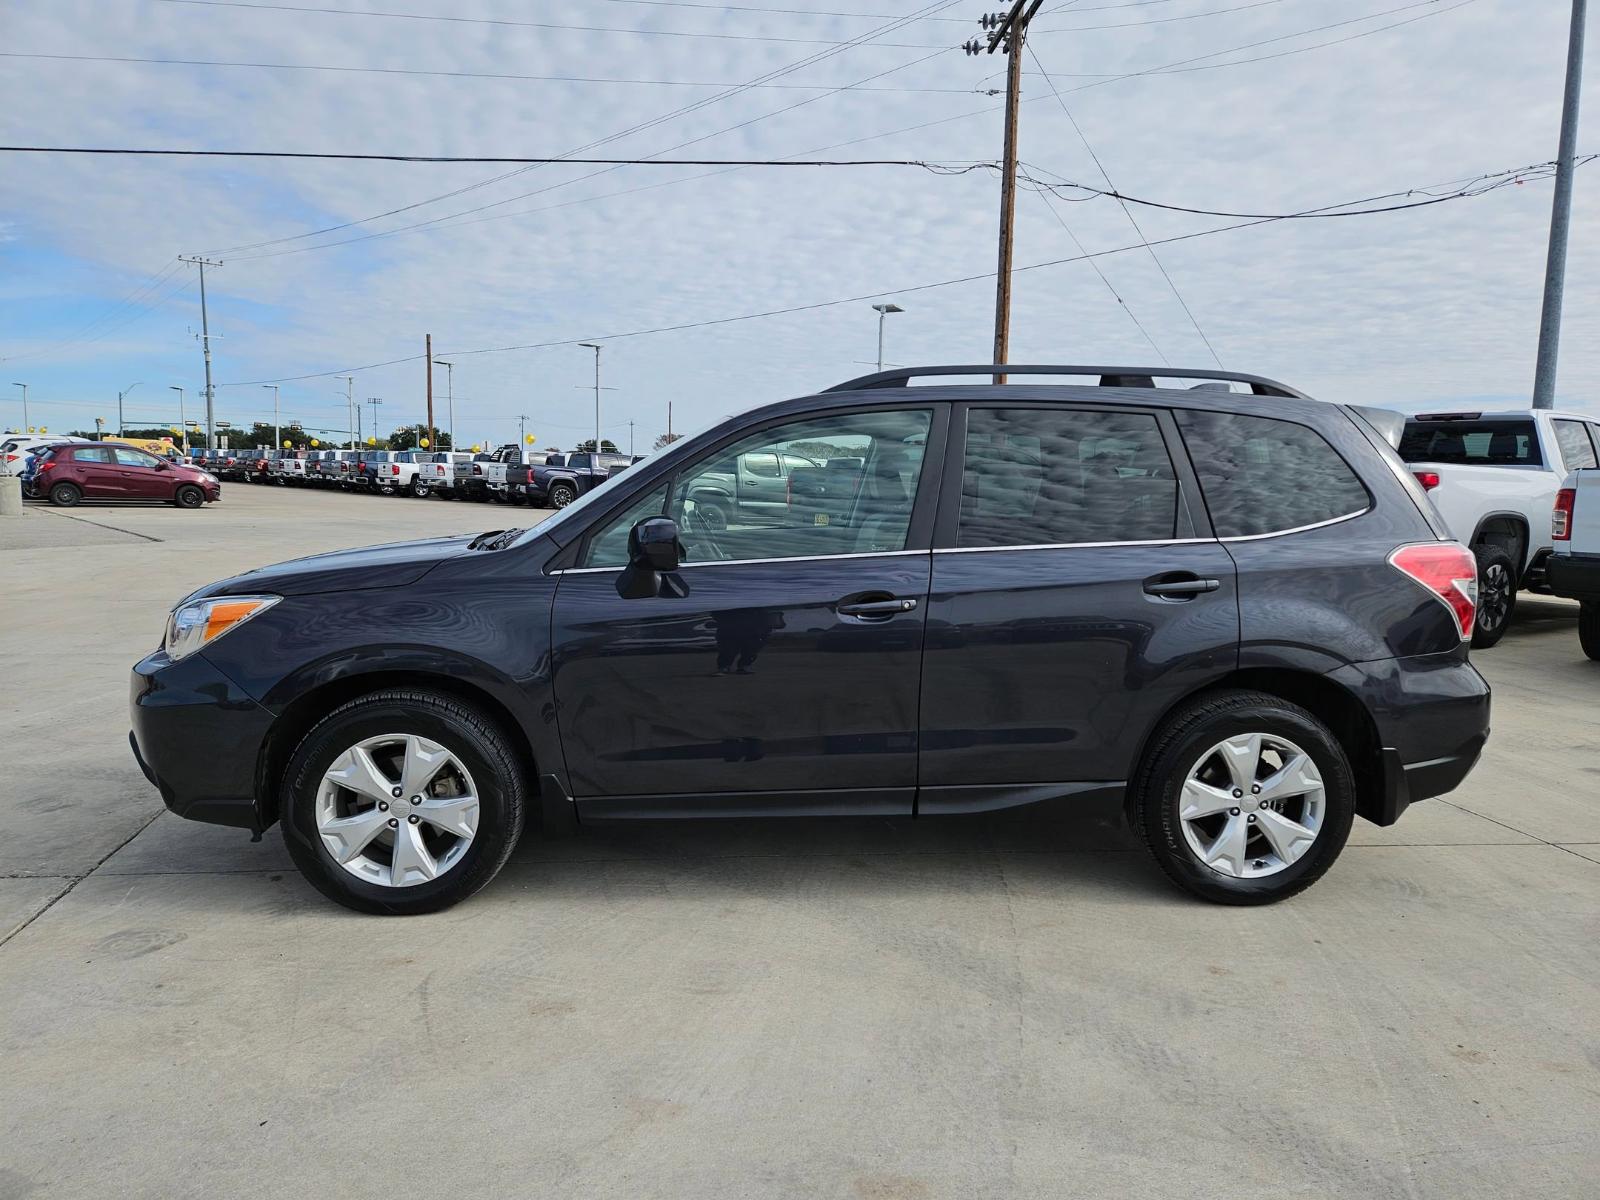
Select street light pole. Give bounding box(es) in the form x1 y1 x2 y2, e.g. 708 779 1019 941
871 303 904 372
435 361 454 447
262 385 280 447
169 386 186 452
118 381 142 435
337 376 353 449
11 383 28 432
367 398 383 445
1532 0 1588 409
579 343 603 452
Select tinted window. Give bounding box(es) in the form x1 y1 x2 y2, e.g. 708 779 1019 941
72 447 113 464
113 448 159 468
1178 410 1370 538
1399 419 1541 466
1553 420 1598 470
957 408 1176 548
581 483 670 568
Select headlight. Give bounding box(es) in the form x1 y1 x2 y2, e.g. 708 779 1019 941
165 595 280 661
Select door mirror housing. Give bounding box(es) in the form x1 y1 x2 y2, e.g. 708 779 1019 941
617 517 684 599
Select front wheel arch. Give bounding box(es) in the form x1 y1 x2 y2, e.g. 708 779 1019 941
256 669 541 830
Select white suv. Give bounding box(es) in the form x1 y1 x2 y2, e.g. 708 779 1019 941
1398 409 1600 647
2 434 91 477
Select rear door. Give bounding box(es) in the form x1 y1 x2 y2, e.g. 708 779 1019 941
69 446 122 497
917 402 1238 809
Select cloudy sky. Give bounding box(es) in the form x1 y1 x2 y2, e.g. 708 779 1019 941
1 0 1594 450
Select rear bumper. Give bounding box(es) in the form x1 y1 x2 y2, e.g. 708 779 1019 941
1326 651 1490 825
1546 552 1600 602
130 650 274 831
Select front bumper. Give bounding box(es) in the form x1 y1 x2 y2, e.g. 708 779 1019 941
130 649 275 831
1326 651 1490 826
1547 552 1600 603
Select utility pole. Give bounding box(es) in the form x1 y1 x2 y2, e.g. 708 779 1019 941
434 360 454 448
628 420 635 456
424 334 436 449
338 376 353 448
262 385 280 447
517 414 530 447
579 343 603 452
871 302 904 371
1533 0 1588 409
367 398 383 445
667 399 673 442
118 381 141 435
179 256 221 447
967 0 1042 383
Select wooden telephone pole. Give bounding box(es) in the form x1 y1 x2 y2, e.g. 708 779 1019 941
967 0 1043 383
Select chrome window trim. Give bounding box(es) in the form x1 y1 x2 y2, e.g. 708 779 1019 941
935 537 1212 554
1216 508 1369 542
552 548 929 575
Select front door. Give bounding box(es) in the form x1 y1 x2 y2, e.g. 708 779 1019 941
550 405 944 815
917 403 1239 810
112 447 171 498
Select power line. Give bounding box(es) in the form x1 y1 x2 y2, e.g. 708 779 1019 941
1025 41 1224 367
205 0 962 255
0 51 988 95
0 147 987 167
217 157 1567 388
1034 0 1297 33
152 0 953 48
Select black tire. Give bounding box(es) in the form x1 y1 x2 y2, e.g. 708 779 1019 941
693 497 730 531
49 482 81 507
410 481 430 498
1130 689 1357 905
548 483 577 509
280 689 529 915
1470 544 1518 649
1580 601 1600 662
174 484 205 509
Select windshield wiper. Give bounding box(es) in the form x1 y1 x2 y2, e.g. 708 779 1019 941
467 529 507 549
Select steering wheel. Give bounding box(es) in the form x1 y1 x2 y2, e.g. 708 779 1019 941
678 499 731 560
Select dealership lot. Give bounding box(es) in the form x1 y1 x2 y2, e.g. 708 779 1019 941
2 486 1597 1198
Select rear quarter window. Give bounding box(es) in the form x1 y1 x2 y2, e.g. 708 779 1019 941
1177 410 1371 538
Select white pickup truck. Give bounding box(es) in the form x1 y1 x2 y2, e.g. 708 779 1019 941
1548 467 1600 660
1398 409 1600 647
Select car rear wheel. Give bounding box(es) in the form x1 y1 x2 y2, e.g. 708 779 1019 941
1131 689 1356 905
1579 601 1600 662
410 480 430 498
49 482 81 507
548 483 577 508
174 484 205 509
281 689 528 915
1470 545 1517 649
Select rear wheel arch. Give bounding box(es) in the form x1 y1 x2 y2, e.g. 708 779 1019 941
255 670 540 829
1470 512 1530 573
1126 668 1384 825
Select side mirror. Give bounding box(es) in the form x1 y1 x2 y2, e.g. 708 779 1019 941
616 517 684 599
155 460 170 471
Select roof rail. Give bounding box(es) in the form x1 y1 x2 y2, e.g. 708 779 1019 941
824 364 1311 399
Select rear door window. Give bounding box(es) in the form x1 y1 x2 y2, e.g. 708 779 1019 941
956 408 1178 547
1398 419 1542 465
1177 410 1370 538
73 447 114 464
1553 420 1599 470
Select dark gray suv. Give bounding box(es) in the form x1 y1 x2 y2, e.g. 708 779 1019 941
130 365 1490 913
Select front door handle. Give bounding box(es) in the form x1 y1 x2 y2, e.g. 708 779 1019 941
837 597 918 617
1143 575 1221 598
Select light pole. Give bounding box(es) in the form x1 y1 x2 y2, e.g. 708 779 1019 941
169 386 186 451
871 303 904 372
434 360 454 448
578 343 603 452
1532 0 1588 408
10 383 27 432
337 376 354 449
262 385 280 448
367 398 383 445
118 381 142 435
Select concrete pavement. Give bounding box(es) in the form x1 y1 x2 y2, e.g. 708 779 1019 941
1 485 1596 1199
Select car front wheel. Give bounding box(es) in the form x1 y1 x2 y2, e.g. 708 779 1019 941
1131 689 1356 905
174 484 205 508
280 689 528 914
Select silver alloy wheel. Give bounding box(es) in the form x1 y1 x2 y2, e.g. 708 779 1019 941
315 733 480 888
1178 733 1325 879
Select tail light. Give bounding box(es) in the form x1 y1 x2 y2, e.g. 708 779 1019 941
4 453 18 464
40 459 57 472
1389 542 1477 640
1412 470 1440 491
1553 488 1575 540
472 464 483 475
389 465 400 476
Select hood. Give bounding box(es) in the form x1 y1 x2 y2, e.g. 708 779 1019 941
197 533 480 599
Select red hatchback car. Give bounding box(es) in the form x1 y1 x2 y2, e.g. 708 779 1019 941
35 443 222 508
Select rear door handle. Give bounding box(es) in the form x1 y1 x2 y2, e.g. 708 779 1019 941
1143 576 1220 597
837 597 918 617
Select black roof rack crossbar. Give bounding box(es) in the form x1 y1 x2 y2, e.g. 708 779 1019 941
824 365 1310 399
